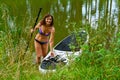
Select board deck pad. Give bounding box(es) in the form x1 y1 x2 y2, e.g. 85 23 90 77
40 55 67 70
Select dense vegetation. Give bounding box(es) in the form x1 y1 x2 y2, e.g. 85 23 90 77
0 1 120 80
0 18 120 80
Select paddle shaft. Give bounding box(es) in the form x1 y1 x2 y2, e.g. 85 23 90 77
31 8 42 37
23 8 42 58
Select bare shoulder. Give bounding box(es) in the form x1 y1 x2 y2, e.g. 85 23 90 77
51 26 55 33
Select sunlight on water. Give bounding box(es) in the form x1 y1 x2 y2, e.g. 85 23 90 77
66 0 71 13
26 0 32 27
58 0 64 12
82 0 119 29
7 16 16 31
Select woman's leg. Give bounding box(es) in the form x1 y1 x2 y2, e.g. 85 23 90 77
41 43 48 58
34 40 42 64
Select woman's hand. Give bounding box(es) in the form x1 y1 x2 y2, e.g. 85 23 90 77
31 28 34 33
50 51 55 57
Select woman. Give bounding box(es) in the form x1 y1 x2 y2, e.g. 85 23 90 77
31 14 55 64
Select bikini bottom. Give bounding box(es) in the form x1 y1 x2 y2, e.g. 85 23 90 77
35 39 48 45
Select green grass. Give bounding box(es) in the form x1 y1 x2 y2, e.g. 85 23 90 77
0 21 120 80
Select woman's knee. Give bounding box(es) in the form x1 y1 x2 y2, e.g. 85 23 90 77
42 48 48 57
37 53 41 57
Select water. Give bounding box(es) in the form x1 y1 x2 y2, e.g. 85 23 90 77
0 0 120 44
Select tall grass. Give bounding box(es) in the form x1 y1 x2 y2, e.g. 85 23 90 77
0 2 120 80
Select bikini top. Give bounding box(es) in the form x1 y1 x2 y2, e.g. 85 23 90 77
39 28 50 36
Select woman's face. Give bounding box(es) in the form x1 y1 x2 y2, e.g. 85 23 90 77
45 16 52 25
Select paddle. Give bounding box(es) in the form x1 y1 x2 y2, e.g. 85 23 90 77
23 8 42 59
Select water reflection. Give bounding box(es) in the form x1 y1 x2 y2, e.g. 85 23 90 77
82 0 119 29
55 0 119 28
49 0 120 44
0 0 120 43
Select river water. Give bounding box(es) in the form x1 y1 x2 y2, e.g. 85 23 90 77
0 0 120 44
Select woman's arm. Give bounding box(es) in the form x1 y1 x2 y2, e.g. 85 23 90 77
31 22 41 33
49 27 55 56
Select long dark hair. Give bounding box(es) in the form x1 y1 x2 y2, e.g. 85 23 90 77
40 14 54 26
